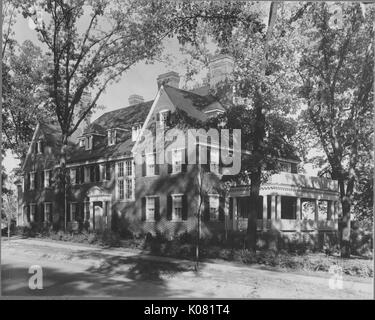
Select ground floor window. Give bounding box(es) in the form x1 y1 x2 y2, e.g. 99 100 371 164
44 203 52 222
30 203 36 221
208 195 220 220
146 196 156 221
70 203 78 221
118 180 125 200
125 178 133 200
84 201 90 220
172 194 183 221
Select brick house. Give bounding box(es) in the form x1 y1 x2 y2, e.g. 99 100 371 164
17 55 341 241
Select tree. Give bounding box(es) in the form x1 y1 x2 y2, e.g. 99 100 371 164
16 0 192 230
295 2 374 257
2 40 50 160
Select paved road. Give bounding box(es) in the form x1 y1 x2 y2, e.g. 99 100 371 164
1 238 373 298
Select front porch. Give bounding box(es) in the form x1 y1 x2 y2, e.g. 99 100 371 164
227 172 341 233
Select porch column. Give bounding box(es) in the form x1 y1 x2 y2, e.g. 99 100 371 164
271 196 276 220
327 200 334 220
276 196 281 219
224 197 230 231
89 201 94 230
262 195 268 230
232 197 238 231
296 198 301 220
314 199 319 228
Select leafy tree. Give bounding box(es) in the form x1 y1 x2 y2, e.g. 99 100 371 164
295 2 374 257
2 40 50 160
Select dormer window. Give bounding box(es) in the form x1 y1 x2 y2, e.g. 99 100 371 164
35 139 44 154
132 125 141 142
85 135 93 151
79 138 85 148
108 129 117 146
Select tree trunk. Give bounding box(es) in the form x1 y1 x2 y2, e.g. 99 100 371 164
60 134 69 232
246 170 261 252
339 196 351 258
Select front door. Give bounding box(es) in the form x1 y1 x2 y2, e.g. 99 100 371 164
93 201 103 231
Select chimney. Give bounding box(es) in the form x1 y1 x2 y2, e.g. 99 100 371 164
208 54 234 88
128 94 144 106
157 71 180 89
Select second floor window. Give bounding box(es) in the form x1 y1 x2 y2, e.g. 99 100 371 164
118 162 124 177
118 180 125 200
146 153 155 176
30 172 35 190
125 160 132 176
125 178 133 199
44 170 52 188
146 197 156 221
85 136 93 150
172 149 183 173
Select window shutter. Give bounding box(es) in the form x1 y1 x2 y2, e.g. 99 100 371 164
167 151 172 174
80 167 84 184
229 198 233 220
167 111 172 126
156 113 160 121
182 195 188 220
155 197 160 221
40 141 44 154
181 149 187 173
142 154 146 176
95 165 100 182
40 171 45 188
34 173 38 190
167 195 172 220
291 163 297 174
141 197 146 221
203 196 210 221
207 146 211 171
219 197 225 222
40 203 45 222
67 204 71 222
106 163 111 180
154 155 159 175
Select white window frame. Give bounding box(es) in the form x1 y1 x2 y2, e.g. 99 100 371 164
146 196 156 221
70 202 77 222
172 194 183 221
146 153 155 176
208 194 220 220
44 202 52 222
30 172 35 190
108 129 116 146
125 160 132 176
118 162 124 177
79 138 85 147
44 170 51 188
279 161 292 173
85 136 93 151
172 149 183 173
210 147 220 173
118 179 125 200
30 203 36 220
159 110 170 128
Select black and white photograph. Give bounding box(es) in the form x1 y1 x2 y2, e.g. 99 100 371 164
0 0 374 302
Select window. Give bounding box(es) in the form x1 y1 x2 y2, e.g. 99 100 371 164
36 140 44 154
146 197 156 221
85 136 93 150
70 168 77 185
75 168 80 184
209 195 219 220
159 110 170 128
108 129 116 146
84 167 90 183
70 203 78 221
79 138 85 147
172 149 182 173
105 163 111 180
30 203 36 221
172 195 183 221
125 160 132 176
118 162 124 177
44 170 52 188
210 148 220 173
30 172 35 190
146 153 155 176
125 178 133 200
40 171 45 189
132 125 141 142
44 203 52 222
279 161 291 173
84 201 90 220
118 180 125 200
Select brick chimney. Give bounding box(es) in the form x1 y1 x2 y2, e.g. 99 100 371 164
157 71 180 89
128 94 144 106
208 54 234 88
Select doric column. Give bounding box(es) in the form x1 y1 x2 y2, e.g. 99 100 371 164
224 197 230 230
276 196 281 219
328 200 335 220
314 199 319 228
89 201 94 230
263 195 268 230
296 198 301 220
271 196 276 220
